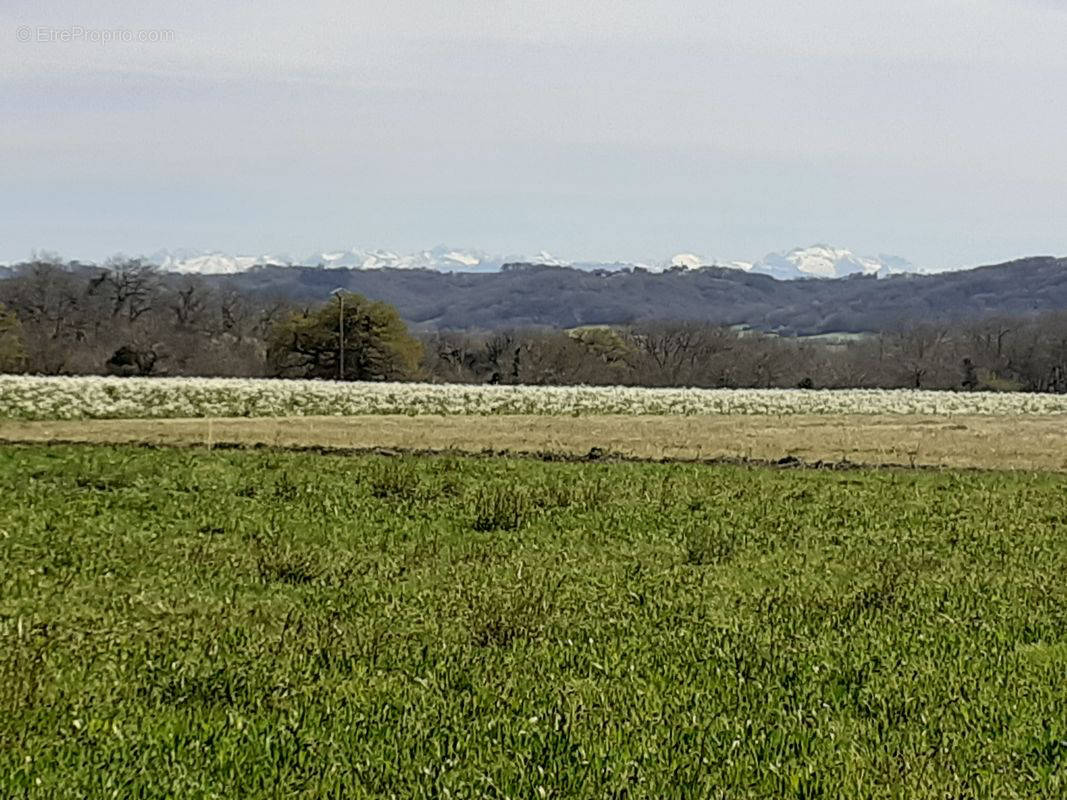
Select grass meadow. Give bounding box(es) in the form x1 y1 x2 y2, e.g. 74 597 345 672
3 444 1067 797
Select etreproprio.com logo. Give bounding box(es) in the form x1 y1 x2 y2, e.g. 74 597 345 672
16 25 176 44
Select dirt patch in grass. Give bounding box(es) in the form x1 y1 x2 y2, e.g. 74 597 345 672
1 413 1066 471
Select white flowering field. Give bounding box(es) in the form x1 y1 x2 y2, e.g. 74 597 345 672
2 374 1066 420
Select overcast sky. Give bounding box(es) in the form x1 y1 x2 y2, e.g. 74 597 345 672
3 0 1066 268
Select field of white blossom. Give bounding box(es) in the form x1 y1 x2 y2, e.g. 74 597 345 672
2 374 1067 420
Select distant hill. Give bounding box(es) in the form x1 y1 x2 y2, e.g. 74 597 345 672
209 256 1067 334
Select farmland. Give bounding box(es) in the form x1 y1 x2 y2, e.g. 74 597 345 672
4 412 1067 471
3 374 1067 472
4 374 1067 420
3 444 1067 797
4 374 1067 796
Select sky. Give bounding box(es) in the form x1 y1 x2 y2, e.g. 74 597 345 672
2 0 1066 269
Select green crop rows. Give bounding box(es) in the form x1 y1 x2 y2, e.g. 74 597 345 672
2 445 1067 798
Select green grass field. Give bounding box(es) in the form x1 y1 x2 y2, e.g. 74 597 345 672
3 445 1067 798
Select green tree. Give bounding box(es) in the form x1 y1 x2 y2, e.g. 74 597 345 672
0 304 27 373
267 292 421 381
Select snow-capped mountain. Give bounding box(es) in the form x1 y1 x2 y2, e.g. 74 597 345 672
663 246 915 279
150 246 529 274
147 246 582 275
145 244 918 279
150 249 293 275
313 246 505 272
751 245 914 280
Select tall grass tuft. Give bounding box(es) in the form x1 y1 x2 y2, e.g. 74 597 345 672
472 485 535 531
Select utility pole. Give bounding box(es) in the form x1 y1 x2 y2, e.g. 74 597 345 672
331 288 345 381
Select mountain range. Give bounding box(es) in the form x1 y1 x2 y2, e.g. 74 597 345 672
147 245 919 281
3 250 1063 333
205 255 1066 334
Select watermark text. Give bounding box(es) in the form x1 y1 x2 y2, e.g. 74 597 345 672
16 25 176 44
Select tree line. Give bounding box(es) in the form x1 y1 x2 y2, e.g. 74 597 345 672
1 256 1065 393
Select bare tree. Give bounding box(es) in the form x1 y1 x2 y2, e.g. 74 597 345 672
888 324 951 389
88 257 158 322
626 323 737 386
170 280 209 328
